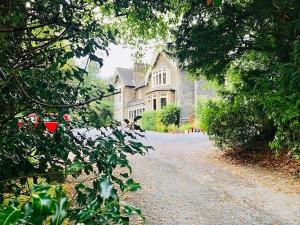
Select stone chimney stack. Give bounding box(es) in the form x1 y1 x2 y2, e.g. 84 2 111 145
133 63 146 86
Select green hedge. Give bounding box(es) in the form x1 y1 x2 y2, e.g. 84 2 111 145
196 98 276 151
140 111 157 130
140 104 180 132
160 104 180 126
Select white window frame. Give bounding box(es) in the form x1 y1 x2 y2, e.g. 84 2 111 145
128 106 145 120
151 67 169 87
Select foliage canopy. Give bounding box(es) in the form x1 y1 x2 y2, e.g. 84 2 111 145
171 0 300 156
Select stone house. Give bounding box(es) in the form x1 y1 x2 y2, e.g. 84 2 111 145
113 52 214 124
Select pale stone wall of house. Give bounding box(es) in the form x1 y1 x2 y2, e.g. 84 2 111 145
123 87 134 119
145 92 152 111
167 91 176 104
143 90 175 112
114 79 123 121
177 70 195 124
153 54 194 123
113 77 135 121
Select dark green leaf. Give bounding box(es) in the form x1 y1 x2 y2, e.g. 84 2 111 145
0 207 21 225
66 161 84 174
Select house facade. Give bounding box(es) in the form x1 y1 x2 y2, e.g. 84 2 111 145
113 52 213 123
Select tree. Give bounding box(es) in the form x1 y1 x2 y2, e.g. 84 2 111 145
0 0 169 223
169 0 300 156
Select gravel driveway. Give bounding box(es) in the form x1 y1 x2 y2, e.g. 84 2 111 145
127 132 300 225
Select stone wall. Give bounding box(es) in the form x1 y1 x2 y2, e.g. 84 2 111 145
177 70 195 124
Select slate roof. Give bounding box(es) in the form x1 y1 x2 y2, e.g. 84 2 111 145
134 83 146 90
115 67 135 87
126 98 145 107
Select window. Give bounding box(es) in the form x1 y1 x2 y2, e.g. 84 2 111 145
153 98 157 110
147 96 151 103
134 110 137 118
163 72 167 84
161 98 167 108
152 68 168 87
128 107 145 120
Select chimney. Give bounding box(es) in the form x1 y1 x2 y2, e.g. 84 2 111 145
133 63 146 87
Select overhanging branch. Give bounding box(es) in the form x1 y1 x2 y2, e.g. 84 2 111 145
13 73 119 108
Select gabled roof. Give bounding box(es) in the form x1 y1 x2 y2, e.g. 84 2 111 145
114 67 135 87
144 52 179 84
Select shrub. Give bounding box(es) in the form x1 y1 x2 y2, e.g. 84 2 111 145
141 105 180 132
201 97 276 151
161 104 180 126
179 123 193 132
155 112 168 132
167 124 178 133
140 111 156 131
196 98 212 132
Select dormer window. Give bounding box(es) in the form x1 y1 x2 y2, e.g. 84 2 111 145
151 68 169 87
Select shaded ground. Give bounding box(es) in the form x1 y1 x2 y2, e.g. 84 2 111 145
127 132 300 225
220 149 300 178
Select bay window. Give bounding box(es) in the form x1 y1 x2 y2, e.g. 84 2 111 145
151 68 169 87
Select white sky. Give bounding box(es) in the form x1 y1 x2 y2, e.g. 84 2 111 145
76 44 155 80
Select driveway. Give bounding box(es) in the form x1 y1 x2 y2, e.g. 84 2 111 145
128 132 300 225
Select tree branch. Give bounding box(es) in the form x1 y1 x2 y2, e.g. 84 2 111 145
0 20 58 33
13 73 119 108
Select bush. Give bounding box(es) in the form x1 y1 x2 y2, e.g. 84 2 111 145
140 111 157 131
179 123 193 132
196 99 212 132
155 112 168 132
161 104 180 126
141 105 180 132
167 124 178 133
199 97 276 151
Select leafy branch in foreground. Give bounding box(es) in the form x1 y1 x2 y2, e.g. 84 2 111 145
0 0 169 224
0 119 150 224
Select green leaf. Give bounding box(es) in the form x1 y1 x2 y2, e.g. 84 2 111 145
100 176 113 200
134 115 142 122
19 203 33 224
213 0 222 7
51 198 68 225
32 192 55 216
51 187 68 225
77 199 98 221
0 207 21 225
90 54 103 67
123 204 142 216
120 173 129 178
66 161 84 174
126 179 141 192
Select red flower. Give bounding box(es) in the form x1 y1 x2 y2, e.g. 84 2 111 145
63 114 71 121
44 121 58 133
